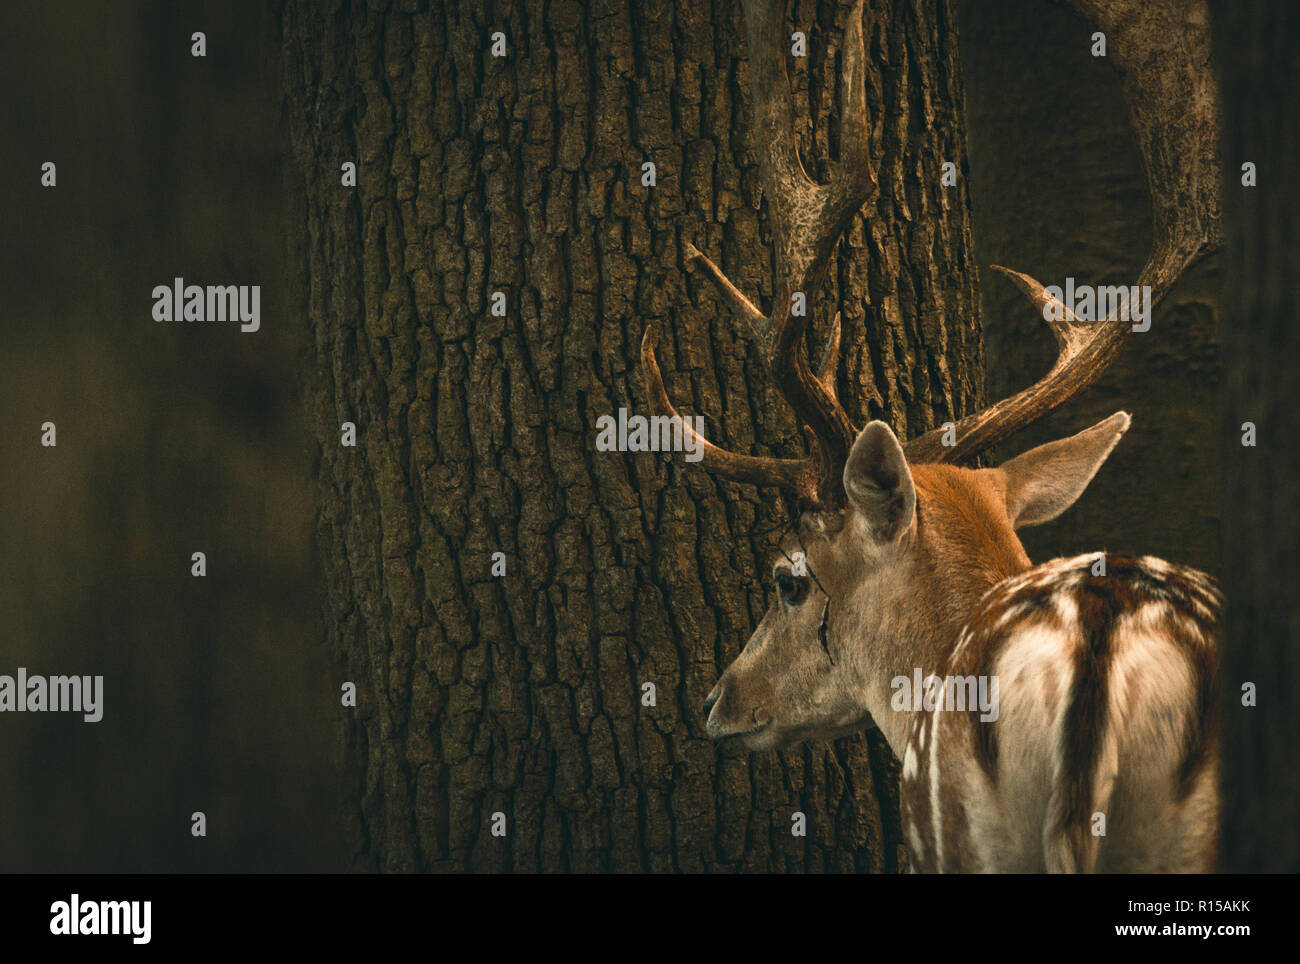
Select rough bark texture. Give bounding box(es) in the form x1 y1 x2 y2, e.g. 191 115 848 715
1212 0 1300 873
282 0 983 872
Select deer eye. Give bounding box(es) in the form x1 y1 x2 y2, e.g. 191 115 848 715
775 571 808 607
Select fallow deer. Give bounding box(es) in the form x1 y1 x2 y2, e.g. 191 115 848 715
643 0 1222 871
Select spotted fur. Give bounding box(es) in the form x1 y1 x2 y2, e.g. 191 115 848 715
901 553 1222 872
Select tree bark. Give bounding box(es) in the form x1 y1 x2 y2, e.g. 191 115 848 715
1212 0 1300 873
281 0 983 872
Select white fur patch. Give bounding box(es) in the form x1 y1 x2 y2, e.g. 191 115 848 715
900 552 1219 872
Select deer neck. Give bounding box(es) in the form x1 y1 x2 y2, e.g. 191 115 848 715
853 474 1032 755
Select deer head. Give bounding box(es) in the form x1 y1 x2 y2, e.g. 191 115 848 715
642 0 1220 755
698 413 1134 751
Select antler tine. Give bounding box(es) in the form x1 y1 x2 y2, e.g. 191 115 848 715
682 241 768 339
641 325 816 499
817 310 843 397
989 265 1088 361
903 0 1222 466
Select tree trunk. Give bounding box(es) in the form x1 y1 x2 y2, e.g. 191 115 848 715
281 0 983 872
1212 0 1300 873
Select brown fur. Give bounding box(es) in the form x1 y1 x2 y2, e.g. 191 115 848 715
912 464 1031 596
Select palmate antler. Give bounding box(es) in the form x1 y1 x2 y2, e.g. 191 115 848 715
643 0 1221 511
643 0 872 510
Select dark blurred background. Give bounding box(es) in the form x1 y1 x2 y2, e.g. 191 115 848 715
0 0 1218 872
962 0 1221 575
0 0 338 871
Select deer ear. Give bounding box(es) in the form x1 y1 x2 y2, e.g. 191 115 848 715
995 411 1131 529
844 421 915 542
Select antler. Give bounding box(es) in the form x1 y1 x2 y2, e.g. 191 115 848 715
903 0 1222 463
642 0 1220 509
643 0 873 511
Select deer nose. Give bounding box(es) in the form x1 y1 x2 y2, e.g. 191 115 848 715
702 688 720 717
